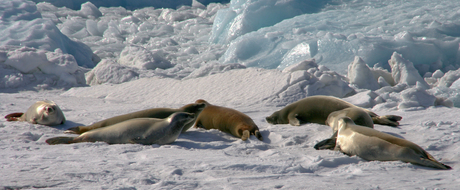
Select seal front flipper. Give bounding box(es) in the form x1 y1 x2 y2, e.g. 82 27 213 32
46 137 76 145
241 130 250 141
314 137 337 150
5 112 24 121
288 113 301 126
254 130 263 141
372 115 402 127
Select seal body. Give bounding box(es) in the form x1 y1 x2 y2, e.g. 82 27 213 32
334 117 451 170
5 100 66 126
314 107 374 150
266 95 401 127
65 102 206 134
46 112 195 145
194 99 263 141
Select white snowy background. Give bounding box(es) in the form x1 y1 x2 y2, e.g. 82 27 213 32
1 0 460 189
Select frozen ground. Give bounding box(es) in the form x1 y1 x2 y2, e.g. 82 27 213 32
1 0 460 189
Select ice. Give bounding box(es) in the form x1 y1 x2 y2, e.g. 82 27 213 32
388 52 430 89
1 0 96 68
218 0 460 73
1 1 460 189
0 46 85 90
398 86 436 110
347 56 380 90
84 59 135 85
118 45 172 70
210 0 320 44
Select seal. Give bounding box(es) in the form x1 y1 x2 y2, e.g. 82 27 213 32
265 95 402 127
194 99 263 141
65 102 206 134
314 107 374 150
5 100 65 126
46 112 195 145
333 116 451 170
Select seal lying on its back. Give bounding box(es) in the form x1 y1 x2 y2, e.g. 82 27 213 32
266 95 401 127
333 116 451 170
194 99 263 141
5 100 65 126
65 102 206 134
314 107 374 150
46 112 195 145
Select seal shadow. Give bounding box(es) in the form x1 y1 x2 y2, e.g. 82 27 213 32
52 120 85 131
178 131 235 143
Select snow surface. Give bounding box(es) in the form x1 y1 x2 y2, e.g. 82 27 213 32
1 0 460 189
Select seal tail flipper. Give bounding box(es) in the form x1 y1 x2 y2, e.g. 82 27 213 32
5 112 24 121
372 115 402 127
254 130 263 141
413 157 452 170
241 130 250 141
419 152 452 170
46 137 77 145
314 138 337 150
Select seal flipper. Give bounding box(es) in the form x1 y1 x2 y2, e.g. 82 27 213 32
254 130 263 141
5 112 24 121
314 138 337 150
241 130 250 141
64 126 85 134
288 113 301 126
46 137 76 145
372 115 402 127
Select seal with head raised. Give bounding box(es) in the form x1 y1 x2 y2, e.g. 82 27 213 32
332 116 451 170
46 112 195 145
266 95 402 127
65 102 206 134
314 107 374 150
5 100 66 126
194 99 263 141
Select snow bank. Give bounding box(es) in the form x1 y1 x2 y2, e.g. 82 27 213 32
0 46 86 90
0 0 96 68
64 67 355 107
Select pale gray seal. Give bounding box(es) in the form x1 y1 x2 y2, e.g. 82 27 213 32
65 102 206 134
5 100 65 126
46 112 195 145
332 116 451 170
314 107 374 150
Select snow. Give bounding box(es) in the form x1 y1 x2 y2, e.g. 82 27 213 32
1 0 460 189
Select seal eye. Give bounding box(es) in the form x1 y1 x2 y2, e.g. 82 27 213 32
46 107 54 113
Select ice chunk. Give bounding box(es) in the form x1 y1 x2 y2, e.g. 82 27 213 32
282 59 317 73
210 0 329 44
0 46 85 89
347 56 379 90
80 2 102 19
438 68 460 87
0 0 96 67
86 59 139 85
388 52 430 89
432 70 444 79
398 87 436 109
118 45 173 70
3 47 49 73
